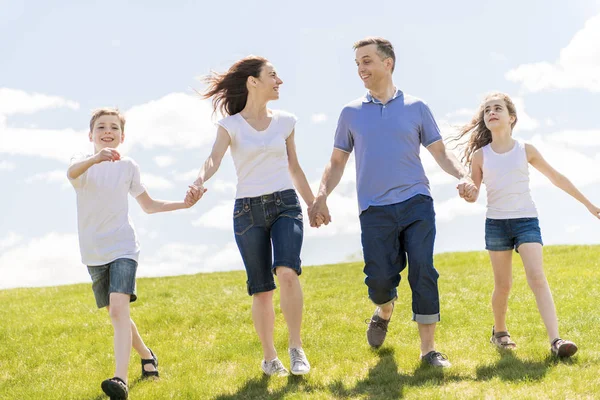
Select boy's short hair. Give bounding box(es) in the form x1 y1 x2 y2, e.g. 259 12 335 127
353 37 396 72
89 107 126 133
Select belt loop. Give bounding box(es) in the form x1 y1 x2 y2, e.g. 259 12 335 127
275 191 281 205
243 197 250 211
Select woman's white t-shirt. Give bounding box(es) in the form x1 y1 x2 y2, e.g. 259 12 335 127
218 109 297 198
68 156 146 266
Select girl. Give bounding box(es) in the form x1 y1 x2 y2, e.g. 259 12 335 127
187 56 322 376
455 92 599 357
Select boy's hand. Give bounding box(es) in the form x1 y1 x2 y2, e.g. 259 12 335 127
184 185 207 207
93 148 121 164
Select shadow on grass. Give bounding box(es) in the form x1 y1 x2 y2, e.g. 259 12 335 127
328 348 468 400
212 374 323 400
475 350 569 382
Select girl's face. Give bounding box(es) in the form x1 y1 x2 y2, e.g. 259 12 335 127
483 98 515 131
252 62 283 101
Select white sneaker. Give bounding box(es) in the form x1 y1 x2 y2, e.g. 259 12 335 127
261 358 289 376
289 348 311 375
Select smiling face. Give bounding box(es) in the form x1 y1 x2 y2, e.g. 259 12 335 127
89 114 124 152
355 44 394 90
483 97 516 131
250 62 283 101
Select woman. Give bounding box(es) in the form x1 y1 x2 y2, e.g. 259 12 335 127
187 56 322 376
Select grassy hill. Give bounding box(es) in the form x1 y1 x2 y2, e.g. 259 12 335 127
1 245 599 399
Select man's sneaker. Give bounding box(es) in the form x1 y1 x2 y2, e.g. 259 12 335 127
551 338 578 358
421 351 451 368
261 358 289 376
366 307 392 348
289 348 311 375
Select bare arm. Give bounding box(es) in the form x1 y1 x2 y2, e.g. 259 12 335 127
426 140 468 180
464 149 483 203
67 148 121 180
526 143 600 218
135 190 195 214
192 126 231 189
309 148 350 226
286 130 316 207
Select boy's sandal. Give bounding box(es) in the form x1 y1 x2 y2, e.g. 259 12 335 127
101 376 128 399
490 327 517 349
141 348 159 378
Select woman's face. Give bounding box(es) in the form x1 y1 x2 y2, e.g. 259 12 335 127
254 62 283 100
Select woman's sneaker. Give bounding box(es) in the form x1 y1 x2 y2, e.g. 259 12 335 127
261 358 289 376
289 348 311 375
551 338 578 358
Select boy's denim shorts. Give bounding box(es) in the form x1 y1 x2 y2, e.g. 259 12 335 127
87 258 138 308
485 217 543 252
233 189 303 296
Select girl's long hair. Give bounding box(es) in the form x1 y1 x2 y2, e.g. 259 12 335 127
200 56 268 117
450 92 518 166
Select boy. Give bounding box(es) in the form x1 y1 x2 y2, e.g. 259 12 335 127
67 108 202 399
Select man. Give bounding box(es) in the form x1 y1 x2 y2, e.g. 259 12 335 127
308 37 476 367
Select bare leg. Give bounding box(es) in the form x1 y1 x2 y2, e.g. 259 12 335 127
107 293 132 383
518 243 559 343
489 250 514 343
418 322 436 356
275 267 303 349
252 290 277 361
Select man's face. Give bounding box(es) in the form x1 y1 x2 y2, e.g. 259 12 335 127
355 44 392 89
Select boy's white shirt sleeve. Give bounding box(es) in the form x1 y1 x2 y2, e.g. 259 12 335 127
129 159 146 198
67 153 89 188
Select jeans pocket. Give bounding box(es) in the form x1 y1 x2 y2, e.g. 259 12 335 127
233 208 254 235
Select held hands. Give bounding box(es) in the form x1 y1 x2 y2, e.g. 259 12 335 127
308 196 331 228
93 148 121 164
457 178 478 203
184 184 207 208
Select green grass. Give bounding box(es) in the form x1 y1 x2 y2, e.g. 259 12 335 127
1 245 599 399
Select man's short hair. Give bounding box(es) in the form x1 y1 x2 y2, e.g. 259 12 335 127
353 37 396 72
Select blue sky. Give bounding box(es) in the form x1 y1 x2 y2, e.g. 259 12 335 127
1 0 600 289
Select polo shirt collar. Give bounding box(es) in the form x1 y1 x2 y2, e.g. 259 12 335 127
363 88 403 104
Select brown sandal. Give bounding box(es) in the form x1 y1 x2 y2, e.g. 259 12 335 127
490 326 517 350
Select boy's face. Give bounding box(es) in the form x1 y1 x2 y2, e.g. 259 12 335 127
89 114 124 151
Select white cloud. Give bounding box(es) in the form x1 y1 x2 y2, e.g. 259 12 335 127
212 179 236 193
506 14 600 93
0 91 218 163
434 196 486 222
445 108 475 120
512 97 539 131
310 113 328 124
123 92 217 151
153 155 175 167
0 232 23 251
546 129 600 147
0 88 79 116
25 170 68 186
141 173 175 190
0 233 87 289
173 169 199 182
0 160 15 170
192 201 231 230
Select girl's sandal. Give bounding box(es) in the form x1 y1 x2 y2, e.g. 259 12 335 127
490 326 517 350
141 348 159 379
101 376 128 399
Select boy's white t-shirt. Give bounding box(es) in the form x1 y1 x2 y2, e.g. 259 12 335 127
218 109 297 198
68 155 146 266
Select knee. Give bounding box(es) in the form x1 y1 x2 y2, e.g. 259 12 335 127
368 278 396 305
494 280 512 296
108 295 130 320
527 272 548 290
275 267 298 287
253 290 274 304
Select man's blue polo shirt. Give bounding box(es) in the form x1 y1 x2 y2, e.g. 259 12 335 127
334 89 442 214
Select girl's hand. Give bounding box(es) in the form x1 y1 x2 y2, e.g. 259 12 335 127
184 185 207 207
587 204 600 219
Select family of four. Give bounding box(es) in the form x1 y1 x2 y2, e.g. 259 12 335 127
67 37 599 399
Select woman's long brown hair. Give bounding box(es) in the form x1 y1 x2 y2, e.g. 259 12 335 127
200 56 268 117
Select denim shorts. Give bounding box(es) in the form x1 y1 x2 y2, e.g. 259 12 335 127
485 217 543 252
233 189 303 296
87 258 138 308
359 194 440 324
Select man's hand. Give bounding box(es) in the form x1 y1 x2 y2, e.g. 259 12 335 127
93 148 121 164
185 184 207 207
309 196 331 227
457 178 478 202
